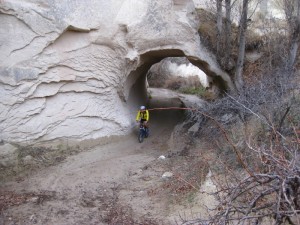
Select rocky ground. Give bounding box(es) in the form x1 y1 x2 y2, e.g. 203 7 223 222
0 89 216 225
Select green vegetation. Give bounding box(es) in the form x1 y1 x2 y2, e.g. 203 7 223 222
179 86 207 97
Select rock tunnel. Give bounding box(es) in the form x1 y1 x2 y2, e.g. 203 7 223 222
125 49 233 114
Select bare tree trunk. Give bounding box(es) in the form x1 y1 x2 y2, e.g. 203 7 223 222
234 0 249 92
217 0 223 60
286 0 300 71
288 31 300 70
224 0 232 70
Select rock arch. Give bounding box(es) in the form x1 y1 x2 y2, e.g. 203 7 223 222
124 49 233 111
0 0 233 144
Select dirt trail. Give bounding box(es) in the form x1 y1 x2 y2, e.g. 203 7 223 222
0 88 190 225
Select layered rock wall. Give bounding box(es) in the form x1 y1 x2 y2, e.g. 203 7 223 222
0 0 232 144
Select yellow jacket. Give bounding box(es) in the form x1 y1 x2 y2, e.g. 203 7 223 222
136 110 149 121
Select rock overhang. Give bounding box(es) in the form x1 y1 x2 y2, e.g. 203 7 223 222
0 0 233 144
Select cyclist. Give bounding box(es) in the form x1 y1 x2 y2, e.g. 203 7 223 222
136 105 149 129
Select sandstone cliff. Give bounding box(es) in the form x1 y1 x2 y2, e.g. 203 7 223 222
0 0 232 143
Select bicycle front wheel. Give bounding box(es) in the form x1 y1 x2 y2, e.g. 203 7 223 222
138 131 144 143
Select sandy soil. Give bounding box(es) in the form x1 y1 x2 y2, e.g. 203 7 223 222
0 89 213 225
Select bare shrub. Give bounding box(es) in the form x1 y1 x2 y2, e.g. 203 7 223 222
245 31 265 52
161 156 209 203
147 58 190 88
84 184 162 225
164 76 186 90
196 9 217 52
203 124 300 225
147 71 170 88
185 76 202 88
196 6 295 77
182 69 300 224
164 76 201 90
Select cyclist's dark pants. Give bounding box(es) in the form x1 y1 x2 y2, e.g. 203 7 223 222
140 119 148 128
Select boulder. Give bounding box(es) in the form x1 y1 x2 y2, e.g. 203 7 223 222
162 172 174 179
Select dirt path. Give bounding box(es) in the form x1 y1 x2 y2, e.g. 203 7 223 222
1 88 192 225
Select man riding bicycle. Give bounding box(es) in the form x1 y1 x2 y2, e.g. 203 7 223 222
136 105 149 128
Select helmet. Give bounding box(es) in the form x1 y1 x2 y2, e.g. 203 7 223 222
140 106 146 110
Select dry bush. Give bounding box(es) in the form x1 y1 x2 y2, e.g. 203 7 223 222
185 75 202 88
196 8 239 70
196 7 293 77
207 124 300 225
147 69 200 90
162 75 215 100
147 71 170 88
164 76 200 90
161 156 209 204
197 8 221 54
196 8 239 52
243 35 289 84
243 19 291 82
164 76 186 90
182 69 300 224
79 184 161 225
0 190 56 211
245 31 265 52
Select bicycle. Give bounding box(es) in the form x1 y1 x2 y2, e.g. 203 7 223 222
138 123 149 143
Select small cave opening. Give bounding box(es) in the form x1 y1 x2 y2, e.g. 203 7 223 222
147 57 210 94
146 57 211 129
125 50 216 135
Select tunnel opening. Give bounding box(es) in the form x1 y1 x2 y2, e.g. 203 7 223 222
125 49 224 136
145 57 211 131
125 49 231 114
147 57 210 93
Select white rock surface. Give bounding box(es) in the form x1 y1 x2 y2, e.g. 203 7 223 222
0 0 233 144
158 155 166 160
162 172 174 179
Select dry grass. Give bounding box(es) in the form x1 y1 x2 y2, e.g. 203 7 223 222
161 155 209 203
196 8 239 59
0 190 56 211
0 144 81 182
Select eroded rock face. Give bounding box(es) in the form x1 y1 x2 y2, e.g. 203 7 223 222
0 0 232 144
